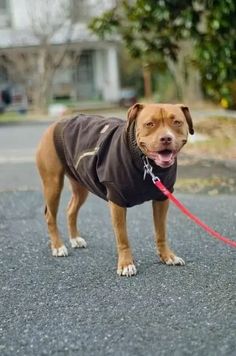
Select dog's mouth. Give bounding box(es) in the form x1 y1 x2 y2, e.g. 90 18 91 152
147 149 176 168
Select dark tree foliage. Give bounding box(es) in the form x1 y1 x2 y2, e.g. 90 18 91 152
195 0 236 102
89 0 236 103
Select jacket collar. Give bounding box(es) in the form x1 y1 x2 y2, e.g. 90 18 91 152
126 121 145 171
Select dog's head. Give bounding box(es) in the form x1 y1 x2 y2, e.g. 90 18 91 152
127 103 194 168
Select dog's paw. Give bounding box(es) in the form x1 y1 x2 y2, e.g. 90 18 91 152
161 255 185 266
70 236 87 248
117 264 137 277
52 245 68 257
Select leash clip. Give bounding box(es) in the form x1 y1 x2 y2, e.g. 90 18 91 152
143 157 160 183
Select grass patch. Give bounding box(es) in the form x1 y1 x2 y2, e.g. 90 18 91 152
0 111 51 123
185 116 236 160
0 112 27 123
176 177 236 194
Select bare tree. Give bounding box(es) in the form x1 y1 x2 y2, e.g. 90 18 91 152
27 0 79 112
0 0 81 113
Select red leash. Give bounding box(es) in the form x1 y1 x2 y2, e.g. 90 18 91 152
143 157 236 248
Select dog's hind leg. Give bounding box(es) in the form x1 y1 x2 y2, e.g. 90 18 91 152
36 125 67 257
67 179 88 249
43 175 67 256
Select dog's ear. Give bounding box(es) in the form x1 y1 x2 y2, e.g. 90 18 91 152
177 104 194 135
127 103 144 129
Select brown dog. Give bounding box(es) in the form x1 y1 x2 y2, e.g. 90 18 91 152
36 103 194 276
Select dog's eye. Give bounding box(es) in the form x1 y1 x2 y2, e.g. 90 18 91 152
145 121 155 128
173 120 182 127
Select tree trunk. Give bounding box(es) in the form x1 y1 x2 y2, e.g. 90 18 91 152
32 47 54 114
167 41 203 104
142 64 152 99
35 80 52 114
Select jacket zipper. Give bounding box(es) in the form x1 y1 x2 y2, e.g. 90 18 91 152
75 146 99 169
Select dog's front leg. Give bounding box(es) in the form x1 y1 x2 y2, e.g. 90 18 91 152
109 201 137 276
152 200 185 265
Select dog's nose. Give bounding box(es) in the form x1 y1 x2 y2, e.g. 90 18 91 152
160 135 173 145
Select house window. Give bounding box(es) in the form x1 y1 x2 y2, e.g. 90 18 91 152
0 0 11 28
75 51 95 99
0 65 8 83
77 52 93 82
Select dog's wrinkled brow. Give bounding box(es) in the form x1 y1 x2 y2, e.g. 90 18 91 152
159 108 166 119
168 113 175 120
152 108 173 121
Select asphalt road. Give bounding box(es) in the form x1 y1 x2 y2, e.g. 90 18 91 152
0 121 236 355
0 122 46 191
1 191 236 356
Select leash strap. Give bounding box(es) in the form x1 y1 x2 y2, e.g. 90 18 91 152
143 157 236 248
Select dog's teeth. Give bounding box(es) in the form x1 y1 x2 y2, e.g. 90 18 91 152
70 237 87 248
52 245 68 257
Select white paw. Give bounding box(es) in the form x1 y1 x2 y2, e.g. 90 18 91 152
117 264 137 277
165 256 185 266
70 236 87 248
52 245 68 257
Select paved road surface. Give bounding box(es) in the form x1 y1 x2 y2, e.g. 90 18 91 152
0 191 236 355
0 122 46 191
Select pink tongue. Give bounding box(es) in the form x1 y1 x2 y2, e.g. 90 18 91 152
158 152 173 163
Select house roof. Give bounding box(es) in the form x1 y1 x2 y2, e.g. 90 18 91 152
0 23 116 50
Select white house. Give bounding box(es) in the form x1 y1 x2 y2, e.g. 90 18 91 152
0 0 120 102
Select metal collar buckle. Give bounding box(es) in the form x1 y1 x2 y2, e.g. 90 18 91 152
143 156 160 183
